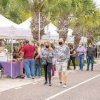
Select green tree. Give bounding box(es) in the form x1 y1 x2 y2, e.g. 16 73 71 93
70 0 99 46
0 0 30 24
0 0 99 44
30 0 73 41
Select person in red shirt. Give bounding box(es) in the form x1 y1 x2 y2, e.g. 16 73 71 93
22 40 36 79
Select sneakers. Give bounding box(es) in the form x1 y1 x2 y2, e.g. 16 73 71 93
59 82 67 88
86 69 93 71
44 82 52 86
91 69 93 71
24 77 31 80
86 69 89 71
59 82 62 86
74 67 76 70
67 68 72 70
44 82 48 85
31 77 35 79
49 83 52 86
63 84 67 88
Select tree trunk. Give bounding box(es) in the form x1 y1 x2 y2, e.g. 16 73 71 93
31 12 47 41
73 23 81 48
87 31 94 45
58 16 69 41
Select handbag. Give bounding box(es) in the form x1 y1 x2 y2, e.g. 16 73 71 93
35 58 41 65
41 58 47 66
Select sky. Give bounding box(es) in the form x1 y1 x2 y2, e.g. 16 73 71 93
93 0 100 7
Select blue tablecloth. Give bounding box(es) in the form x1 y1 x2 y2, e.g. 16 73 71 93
0 61 21 78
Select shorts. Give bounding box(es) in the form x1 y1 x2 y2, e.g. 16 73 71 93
56 61 67 72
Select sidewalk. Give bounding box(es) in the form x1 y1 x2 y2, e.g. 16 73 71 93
0 77 43 92
0 59 100 93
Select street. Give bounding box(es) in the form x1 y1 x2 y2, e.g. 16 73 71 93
0 60 100 100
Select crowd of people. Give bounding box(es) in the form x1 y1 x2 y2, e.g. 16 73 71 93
0 38 97 88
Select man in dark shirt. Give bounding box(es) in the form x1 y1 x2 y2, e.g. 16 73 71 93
87 43 95 71
22 40 36 78
67 46 76 70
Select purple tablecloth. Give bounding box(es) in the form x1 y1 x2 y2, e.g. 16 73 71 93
0 61 21 78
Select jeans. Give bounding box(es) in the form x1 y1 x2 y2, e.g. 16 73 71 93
44 62 52 83
24 59 35 78
87 55 94 70
35 64 41 76
79 54 84 70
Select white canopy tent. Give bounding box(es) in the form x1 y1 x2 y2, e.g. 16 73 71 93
19 17 33 39
42 32 59 41
0 15 33 40
67 29 73 36
0 15 18 38
96 41 100 58
47 31 59 40
80 36 87 43
0 15 32 78
43 23 59 40
19 17 32 30
95 41 100 58
67 29 74 43
96 41 100 45
44 23 58 34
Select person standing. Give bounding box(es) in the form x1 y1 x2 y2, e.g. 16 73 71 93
55 38 70 88
87 44 95 71
34 43 42 77
67 45 76 70
41 42 54 86
18 41 26 78
22 40 36 79
50 42 56 76
13 46 19 61
77 43 86 71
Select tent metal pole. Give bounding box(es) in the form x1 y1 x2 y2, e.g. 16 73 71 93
11 36 13 78
38 11 41 45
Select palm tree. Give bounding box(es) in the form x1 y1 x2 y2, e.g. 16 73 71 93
1 0 98 44
47 0 72 40
71 0 99 46
30 0 74 41
30 0 48 41
0 0 9 15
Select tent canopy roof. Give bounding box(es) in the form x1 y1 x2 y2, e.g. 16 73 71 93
0 15 32 40
19 17 32 30
0 15 18 27
96 41 100 45
44 23 58 34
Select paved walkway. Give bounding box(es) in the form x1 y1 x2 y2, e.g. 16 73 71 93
0 59 100 100
0 76 44 92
